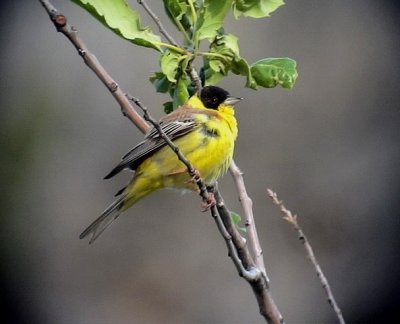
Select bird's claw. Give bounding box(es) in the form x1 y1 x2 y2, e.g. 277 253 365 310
188 169 202 184
187 170 215 211
201 192 216 212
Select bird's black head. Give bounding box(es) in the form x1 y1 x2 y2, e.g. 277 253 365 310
200 86 230 109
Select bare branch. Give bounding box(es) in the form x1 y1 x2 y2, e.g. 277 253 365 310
137 0 178 46
39 0 150 134
267 189 345 324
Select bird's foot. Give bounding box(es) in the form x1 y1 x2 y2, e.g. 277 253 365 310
201 192 216 211
188 169 202 184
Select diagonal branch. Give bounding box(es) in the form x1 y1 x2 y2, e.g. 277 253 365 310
267 189 345 324
39 0 150 134
137 0 178 46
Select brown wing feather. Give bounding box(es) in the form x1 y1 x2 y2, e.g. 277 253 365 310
104 107 203 179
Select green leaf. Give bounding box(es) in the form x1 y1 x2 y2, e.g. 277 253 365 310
71 0 162 50
233 0 285 18
196 0 234 40
201 33 257 88
163 0 193 37
230 211 247 233
163 101 174 114
163 0 188 22
155 52 191 110
160 50 181 82
201 33 234 86
201 59 225 86
231 211 241 225
202 34 297 91
172 74 190 108
149 72 171 93
250 57 298 89
231 57 257 89
220 34 240 57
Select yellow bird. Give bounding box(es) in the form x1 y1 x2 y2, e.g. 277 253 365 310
80 86 242 243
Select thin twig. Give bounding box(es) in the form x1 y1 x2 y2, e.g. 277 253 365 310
137 0 178 46
267 189 345 324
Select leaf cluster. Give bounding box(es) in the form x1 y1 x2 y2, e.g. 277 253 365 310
72 0 298 112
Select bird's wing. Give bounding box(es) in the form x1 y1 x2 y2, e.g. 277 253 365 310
104 108 201 179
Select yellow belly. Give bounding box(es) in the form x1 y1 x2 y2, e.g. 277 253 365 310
121 104 238 210
121 123 235 210
143 125 234 187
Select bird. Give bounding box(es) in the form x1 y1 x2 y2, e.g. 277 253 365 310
79 86 242 243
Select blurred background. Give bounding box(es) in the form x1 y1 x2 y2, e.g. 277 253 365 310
1 1 399 323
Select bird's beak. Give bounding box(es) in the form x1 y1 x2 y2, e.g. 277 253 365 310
224 96 243 105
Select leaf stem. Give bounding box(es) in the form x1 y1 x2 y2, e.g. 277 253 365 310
197 51 230 62
187 0 197 25
173 17 193 45
153 41 187 54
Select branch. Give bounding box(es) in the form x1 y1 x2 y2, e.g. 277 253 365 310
39 0 150 134
267 189 345 324
137 0 178 46
214 188 283 323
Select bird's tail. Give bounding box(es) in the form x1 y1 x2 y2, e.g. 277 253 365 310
79 194 127 244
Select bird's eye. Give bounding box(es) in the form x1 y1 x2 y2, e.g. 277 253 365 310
212 97 218 103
